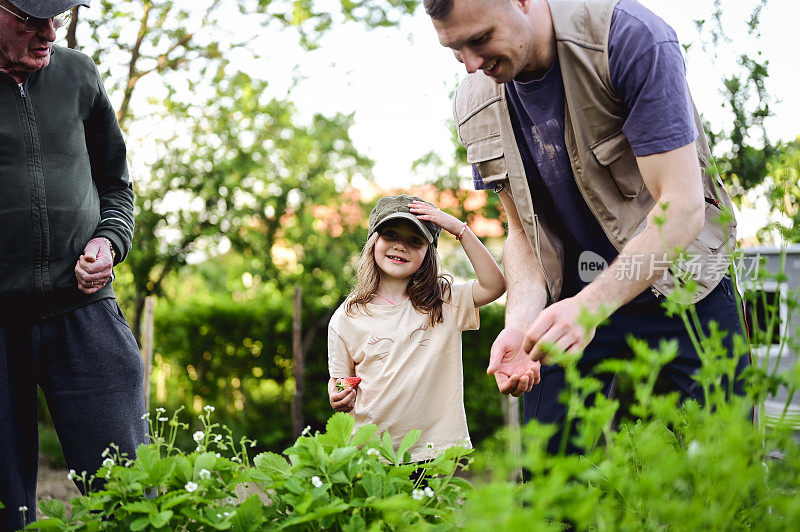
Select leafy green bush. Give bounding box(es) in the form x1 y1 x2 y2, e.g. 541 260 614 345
461 279 800 530
27 409 472 531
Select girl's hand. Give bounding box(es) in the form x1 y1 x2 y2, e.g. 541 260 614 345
328 378 356 412
408 201 464 236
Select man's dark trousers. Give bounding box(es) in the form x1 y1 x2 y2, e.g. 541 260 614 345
524 276 751 455
0 298 149 531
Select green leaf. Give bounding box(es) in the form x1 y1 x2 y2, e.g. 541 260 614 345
379 431 397 465
173 456 193 483
231 495 264 532
135 445 160 475
24 518 66 530
253 452 290 478
130 516 150 531
160 491 193 510
329 446 358 468
277 502 350 529
148 456 176 486
397 429 421 461
324 412 355 447
350 423 378 447
149 510 174 528
38 499 66 521
194 452 217 477
342 513 366 532
123 500 158 514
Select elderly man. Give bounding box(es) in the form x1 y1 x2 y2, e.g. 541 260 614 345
426 0 750 454
1 0 147 527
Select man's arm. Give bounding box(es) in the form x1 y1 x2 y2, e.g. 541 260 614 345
487 188 545 395
523 142 705 359
86 73 135 264
75 65 135 294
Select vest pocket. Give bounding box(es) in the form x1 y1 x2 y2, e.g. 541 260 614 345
693 202 727 252
589 131 645 199
465 134 508 185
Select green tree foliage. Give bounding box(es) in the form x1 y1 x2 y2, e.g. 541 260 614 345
64 0 419 340
693 0 776 200
763 138 800 242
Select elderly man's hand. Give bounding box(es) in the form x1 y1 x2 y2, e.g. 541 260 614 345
487 328 541 397
75 237 114 294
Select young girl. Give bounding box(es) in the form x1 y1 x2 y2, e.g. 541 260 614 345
327 194 505 461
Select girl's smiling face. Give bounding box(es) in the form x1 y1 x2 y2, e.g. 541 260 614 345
374 220 429 281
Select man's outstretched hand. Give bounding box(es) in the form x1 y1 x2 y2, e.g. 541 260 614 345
488 328 541 397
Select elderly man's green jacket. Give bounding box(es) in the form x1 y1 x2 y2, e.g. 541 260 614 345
0 45 134 318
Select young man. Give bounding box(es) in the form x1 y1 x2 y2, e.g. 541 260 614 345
426 0 749 453
1 1 147 528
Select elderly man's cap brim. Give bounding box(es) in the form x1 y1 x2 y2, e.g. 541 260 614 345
8 0 90 19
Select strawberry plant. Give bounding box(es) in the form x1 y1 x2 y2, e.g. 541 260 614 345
25 410 472 531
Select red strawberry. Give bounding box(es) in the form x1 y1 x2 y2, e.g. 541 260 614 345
336 377 362 392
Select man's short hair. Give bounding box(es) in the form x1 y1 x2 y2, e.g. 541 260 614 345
423 0 454 20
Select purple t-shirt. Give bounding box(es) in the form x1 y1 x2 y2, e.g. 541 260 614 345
474 0 696 299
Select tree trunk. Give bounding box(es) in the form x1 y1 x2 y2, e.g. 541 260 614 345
132 290 147 347
292 287 304 438
66 6 79 49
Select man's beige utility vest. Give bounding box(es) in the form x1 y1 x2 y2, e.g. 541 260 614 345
453 0 735 304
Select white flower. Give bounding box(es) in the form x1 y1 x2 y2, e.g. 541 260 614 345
425 441 435 450
140 413 150 420
204 405 215 413
301 425 311 436
196 446 202 453
250 441 256 447
217 514 222 518
311 476 323 488
216 453 221 458
412 489 424 500
102 458 114 469
101 447 110 457
199 469 211 480
18 506 28 512
105 471 111 479
158 416 168 422
231 456 241 462
214 435 223 443
193 431 205 442
224 512 230 517
688 440 700 457
366 448 380 457
67 469 76 480
185 481 198 493
424 487 435 498
156 407 166 414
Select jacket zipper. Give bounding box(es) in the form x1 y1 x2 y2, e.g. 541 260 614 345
17 78 50 296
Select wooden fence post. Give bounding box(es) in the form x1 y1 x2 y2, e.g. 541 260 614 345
292 286 305 438
140 295 156 413
503 394 522 481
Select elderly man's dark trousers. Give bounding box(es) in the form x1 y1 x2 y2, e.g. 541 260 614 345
524 276 751 455
0 299 148 531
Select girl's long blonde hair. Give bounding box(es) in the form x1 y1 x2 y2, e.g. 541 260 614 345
346 232 452 327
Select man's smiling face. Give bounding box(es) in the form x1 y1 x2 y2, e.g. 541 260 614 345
432 0 547 84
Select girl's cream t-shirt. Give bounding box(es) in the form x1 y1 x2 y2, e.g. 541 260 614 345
328 281 479 462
